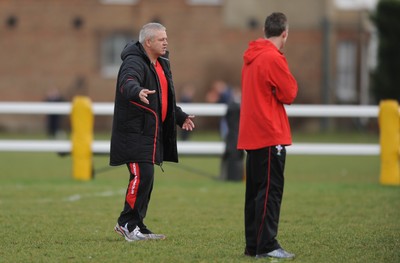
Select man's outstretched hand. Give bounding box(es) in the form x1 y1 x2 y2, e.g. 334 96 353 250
182 115 195 131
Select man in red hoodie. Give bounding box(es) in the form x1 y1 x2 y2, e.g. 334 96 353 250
238 12 298 260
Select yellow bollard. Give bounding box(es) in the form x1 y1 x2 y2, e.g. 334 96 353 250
379 100 400 186
71 96 94 181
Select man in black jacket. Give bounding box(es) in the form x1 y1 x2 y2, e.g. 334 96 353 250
110 23 195 242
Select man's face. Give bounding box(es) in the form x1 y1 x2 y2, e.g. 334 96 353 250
149 30 168 57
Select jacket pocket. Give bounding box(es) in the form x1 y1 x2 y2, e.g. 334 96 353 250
124 114 144 134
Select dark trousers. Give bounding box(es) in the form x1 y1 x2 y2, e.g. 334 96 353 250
244 146 286 255
118 162 154 232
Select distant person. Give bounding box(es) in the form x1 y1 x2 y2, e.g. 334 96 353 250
110 23 195 242
45 89 64 138
237 12 298 260
206 80 233 139
220 86 244 181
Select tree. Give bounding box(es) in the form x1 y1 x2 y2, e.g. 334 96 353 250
371 0 400 102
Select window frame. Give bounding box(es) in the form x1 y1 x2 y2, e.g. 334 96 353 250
100 32 135 78
335 40 358 103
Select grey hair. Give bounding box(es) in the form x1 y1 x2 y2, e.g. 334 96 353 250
139 23 166 43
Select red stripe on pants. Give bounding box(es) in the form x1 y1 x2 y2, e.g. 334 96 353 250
126 163 140 209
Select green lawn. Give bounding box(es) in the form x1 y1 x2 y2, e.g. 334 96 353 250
0 147 398 262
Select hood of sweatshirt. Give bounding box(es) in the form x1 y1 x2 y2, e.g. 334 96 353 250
243 38 280 65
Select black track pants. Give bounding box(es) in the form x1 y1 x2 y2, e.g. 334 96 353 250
118 162 154 232
244 145 286 255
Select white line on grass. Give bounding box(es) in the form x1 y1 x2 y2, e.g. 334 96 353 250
62 189 126 202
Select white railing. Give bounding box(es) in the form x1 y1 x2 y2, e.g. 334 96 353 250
0 102 379 117
0 102 379 155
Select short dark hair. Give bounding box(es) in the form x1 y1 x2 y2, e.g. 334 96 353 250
264 12 288 38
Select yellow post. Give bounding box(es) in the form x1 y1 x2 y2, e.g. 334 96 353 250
379 100 400 186
71 96 94 181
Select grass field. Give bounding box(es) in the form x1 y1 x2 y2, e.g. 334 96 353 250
0 132 399 262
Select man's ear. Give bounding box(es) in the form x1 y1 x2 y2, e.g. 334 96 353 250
145 38 152 48
281 30 288 39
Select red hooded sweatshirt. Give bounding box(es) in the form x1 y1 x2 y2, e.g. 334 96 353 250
237 38 298 150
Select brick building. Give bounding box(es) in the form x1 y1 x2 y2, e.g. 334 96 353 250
0 0 376 132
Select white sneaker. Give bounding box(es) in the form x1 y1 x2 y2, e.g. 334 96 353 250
143 233 166 240
256 248 295 260
139 226 166 240
114 223 147 242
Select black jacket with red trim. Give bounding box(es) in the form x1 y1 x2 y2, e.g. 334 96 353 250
110 41 188 166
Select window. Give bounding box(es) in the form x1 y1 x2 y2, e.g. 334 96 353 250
336 41 357 102
334 0 378 10
100 0 138 4
101 34 133 78
186 0 223 5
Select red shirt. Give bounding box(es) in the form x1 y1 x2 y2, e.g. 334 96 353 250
155 61 168 122
237 39 298 150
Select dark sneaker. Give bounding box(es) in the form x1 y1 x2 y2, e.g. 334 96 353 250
114 223 147 242
256 248 295 260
